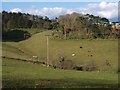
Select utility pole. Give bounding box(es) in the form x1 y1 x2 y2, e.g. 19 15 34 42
45 34 51 67
46 36 49 67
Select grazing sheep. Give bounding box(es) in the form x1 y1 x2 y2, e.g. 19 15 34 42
90 55 93 57
32 56 38 59
41 64 46 67
97 70 100 72
80 46 83 48
72 53 76 57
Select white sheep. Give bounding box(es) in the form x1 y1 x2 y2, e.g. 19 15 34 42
32 56 38 59
72 53 76 57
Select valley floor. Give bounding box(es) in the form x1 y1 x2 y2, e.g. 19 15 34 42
2 58 118 89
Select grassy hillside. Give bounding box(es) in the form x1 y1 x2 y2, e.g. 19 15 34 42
2 58 118 88
2 30 118 88
2 30 118 72
18 31 118 72
22 28 45 35
2 42 31 59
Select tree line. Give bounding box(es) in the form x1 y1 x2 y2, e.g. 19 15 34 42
2 11 56 31
2 11 120 40
56 13 120 39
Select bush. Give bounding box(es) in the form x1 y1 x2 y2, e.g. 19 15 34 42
60 60 76 70
55 54 76 70
100 60 112 71
67 32 87 39
73 65 84 71
84 60 97 71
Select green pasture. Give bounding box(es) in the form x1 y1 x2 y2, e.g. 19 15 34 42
2 58 118 88
2 30 119 88
19 31 118 72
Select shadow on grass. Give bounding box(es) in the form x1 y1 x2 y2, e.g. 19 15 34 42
2 29 31 42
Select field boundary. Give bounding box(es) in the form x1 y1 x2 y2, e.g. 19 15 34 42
1 56 48 66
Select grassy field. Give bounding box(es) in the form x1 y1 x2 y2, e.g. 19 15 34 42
2 58 118 89
19 31 118 72
2 30 118 88
2 42 31 59
22 28 45 35
2 31 118 72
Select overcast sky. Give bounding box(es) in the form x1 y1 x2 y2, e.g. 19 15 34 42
2 2 119 22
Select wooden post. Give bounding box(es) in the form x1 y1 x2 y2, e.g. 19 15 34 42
45 34 51 67
46 36 49 67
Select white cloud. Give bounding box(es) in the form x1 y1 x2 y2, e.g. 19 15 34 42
10 8 22 13
21 7 67 19
9 2 118 21
99 1 107 9
80 1 118 19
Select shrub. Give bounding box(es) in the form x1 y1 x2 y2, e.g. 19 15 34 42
67 32 87 39
100 60 112 71
84 60 97 71
56 53 76 70
73 65 84 71
60 60 76 70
